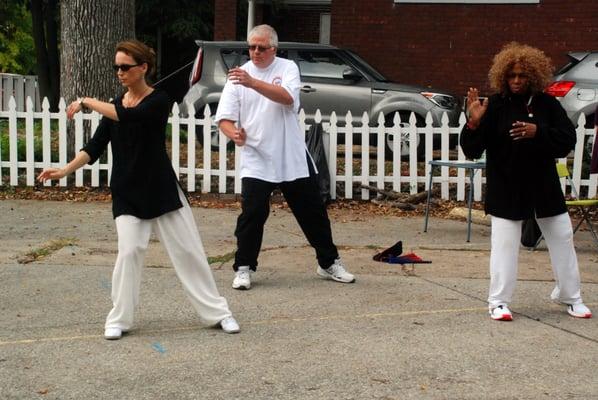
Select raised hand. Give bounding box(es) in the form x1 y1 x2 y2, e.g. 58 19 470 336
228 67 255 88
466 87 488 129
66 100 83 120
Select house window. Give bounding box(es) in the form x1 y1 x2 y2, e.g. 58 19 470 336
394 1 539 3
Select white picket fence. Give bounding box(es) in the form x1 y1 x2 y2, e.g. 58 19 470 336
1 96 596 201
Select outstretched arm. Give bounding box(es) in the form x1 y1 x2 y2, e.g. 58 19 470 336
227 67 293 105
66 97 118 121
37 151 91 182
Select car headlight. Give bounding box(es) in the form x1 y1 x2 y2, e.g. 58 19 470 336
421 92 458 109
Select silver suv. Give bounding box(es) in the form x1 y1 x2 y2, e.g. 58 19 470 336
180 41 461 156
546 51 598 128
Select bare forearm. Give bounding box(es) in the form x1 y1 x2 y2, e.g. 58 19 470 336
38 150 91 182
63 151 91 175
218 120 237 139
81 97 119 121
218 119 246 146
250 80 293 105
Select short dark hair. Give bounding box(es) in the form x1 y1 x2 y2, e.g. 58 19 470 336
115 39 156 82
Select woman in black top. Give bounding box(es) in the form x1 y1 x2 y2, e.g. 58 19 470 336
38 40 240 338
461 42 591 321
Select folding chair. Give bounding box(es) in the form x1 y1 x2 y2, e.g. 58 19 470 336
533 163 598 249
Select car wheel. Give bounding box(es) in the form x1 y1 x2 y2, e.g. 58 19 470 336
384 112 424 159
195 103 234 151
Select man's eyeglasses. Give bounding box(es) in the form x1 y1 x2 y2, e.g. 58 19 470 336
248 45 272 52
112 64 140 72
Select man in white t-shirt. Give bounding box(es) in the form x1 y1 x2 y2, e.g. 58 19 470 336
215 24 355 290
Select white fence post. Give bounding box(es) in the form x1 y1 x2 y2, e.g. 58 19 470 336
58 99 68 187
376 112 385 192
360 111 370 200
391 112 401 192
186 103 196 192
423 112 434 189
217 104 227 194
170 103 181 178
74 111 84 186
8 97 18 185
408 112 418 194
201 106 212 193
41 98 52 186
25 97 35 186
344 111 353 199
328 112 338 200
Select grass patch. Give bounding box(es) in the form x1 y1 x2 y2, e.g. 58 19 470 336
17 238 78 264
207 251 235 265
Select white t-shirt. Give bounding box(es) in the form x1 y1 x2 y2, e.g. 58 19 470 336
215 57 314 183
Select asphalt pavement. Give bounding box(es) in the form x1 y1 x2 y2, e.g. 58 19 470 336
1 199 597 399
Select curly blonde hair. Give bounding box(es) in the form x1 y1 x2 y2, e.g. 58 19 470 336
488 42 554 95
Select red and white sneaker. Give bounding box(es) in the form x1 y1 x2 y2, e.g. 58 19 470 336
489 305 513 321
567 303 592 319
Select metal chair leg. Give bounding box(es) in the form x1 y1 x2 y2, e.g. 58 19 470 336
423 166 435 233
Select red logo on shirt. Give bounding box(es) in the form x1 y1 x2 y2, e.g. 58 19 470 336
272 76 282 86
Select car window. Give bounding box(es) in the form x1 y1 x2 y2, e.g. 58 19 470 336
566 54 598 80
221 49 250 69
295 50 357 80
344 50 388 82
555 61 577 76
277 49 289 59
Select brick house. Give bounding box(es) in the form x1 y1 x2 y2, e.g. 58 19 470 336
214 0 598 99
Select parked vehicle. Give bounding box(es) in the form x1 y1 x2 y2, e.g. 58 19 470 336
179 41 461 157
546 51 598 128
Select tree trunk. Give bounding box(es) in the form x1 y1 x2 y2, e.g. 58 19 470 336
61 0 135 156
45 0 60 111
31 0 51 108
30 0 61 112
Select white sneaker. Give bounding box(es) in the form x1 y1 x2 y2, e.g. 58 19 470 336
317 259 355 283
220 316 240 334
232 266 252 290
104 327 123 340
489 305 513 321
567 303 592 318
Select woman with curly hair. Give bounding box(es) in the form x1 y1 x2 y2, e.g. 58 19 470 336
460 42 592 321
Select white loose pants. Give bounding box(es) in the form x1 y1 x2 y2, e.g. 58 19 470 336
105 189 231 330
488 213 583 308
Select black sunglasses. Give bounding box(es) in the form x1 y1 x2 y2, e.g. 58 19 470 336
112 63 140 72
248 45 272 52
507 72 528 79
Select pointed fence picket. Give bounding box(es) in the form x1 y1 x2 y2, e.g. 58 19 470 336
0 96 596 202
